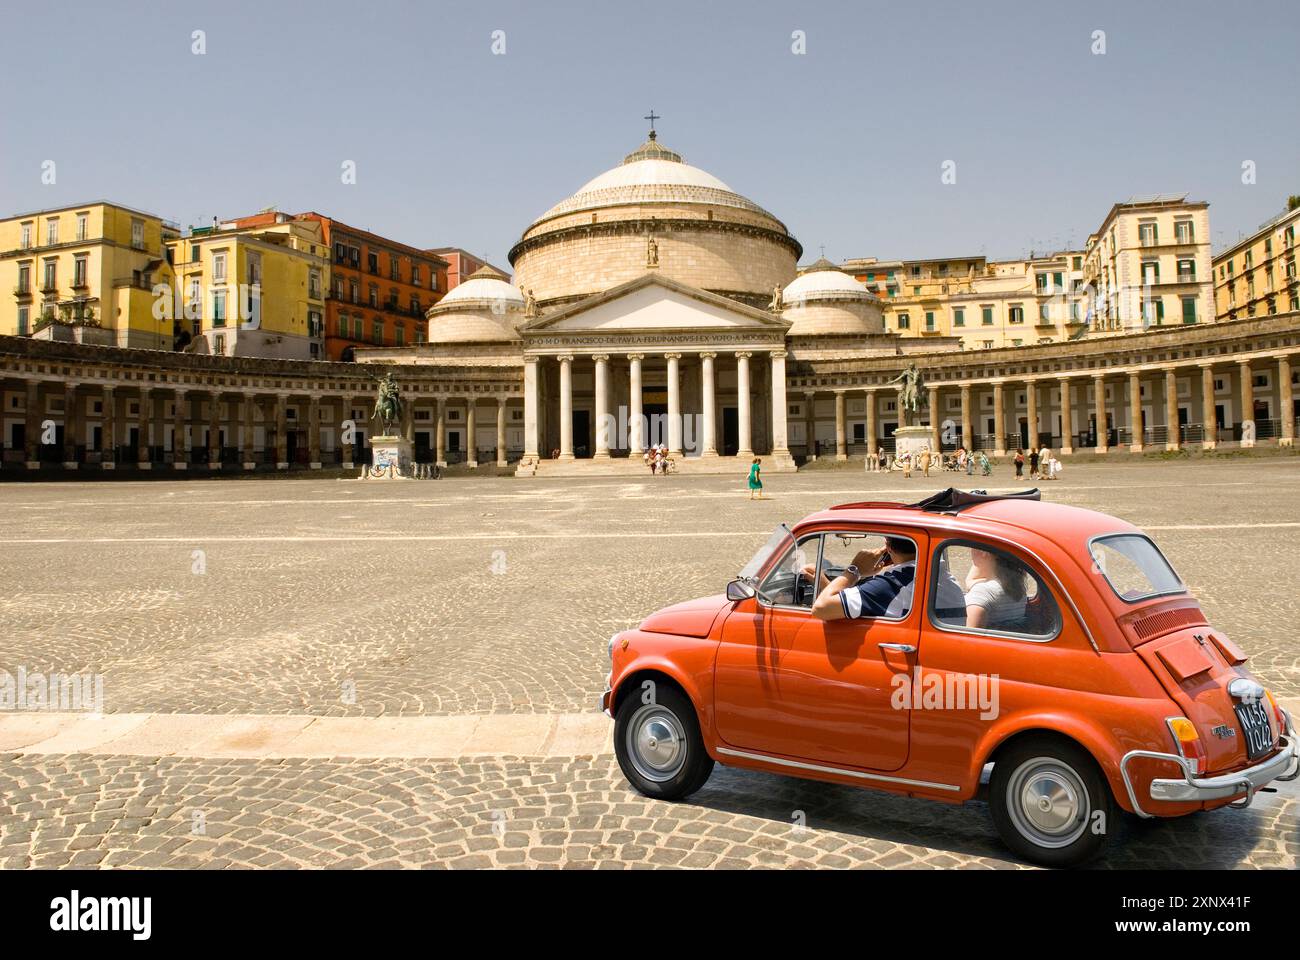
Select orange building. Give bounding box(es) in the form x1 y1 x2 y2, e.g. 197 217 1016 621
231 211 449 361
428 247 509 292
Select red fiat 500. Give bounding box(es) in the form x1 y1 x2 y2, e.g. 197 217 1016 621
602 488 1298 866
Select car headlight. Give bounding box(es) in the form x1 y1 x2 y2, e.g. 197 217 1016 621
607 633 619 662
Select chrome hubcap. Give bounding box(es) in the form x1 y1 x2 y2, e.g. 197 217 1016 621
626 704 686 783
1007 757 1089 849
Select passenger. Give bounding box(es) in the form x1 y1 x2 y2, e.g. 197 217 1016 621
964 547 1029 630
805 537 918 621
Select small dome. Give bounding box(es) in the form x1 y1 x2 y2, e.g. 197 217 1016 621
783 259 875 303
435 265 524 308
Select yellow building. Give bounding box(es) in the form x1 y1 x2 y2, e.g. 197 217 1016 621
1083 195 1213 332
0 201 178 349
167 214 328 360
843 252 1090 350
1213 202 1300 322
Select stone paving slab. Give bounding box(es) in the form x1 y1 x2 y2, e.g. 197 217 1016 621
0 711 613 759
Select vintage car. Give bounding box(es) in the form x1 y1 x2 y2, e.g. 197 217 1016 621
602 488 1297 866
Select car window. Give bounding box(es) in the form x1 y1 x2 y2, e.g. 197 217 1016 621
929 541 1061 639
1088 534 1184 603
756 535 818 607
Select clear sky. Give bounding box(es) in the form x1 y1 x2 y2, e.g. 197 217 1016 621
2 0 1296 268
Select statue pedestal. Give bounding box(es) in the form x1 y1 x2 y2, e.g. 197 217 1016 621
365 436 413 479
892 425 934 463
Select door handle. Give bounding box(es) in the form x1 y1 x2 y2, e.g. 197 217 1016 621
877 642 916 654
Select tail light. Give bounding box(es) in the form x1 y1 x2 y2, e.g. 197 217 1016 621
1166 717 1207 775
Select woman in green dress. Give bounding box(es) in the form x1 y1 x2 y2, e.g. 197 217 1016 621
747 457 763 500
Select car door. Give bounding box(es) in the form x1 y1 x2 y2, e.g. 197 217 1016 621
713 527 925 772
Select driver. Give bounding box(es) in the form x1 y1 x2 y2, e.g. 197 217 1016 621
804 537 917 621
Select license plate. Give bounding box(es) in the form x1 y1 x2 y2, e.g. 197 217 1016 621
1234 700 1273 761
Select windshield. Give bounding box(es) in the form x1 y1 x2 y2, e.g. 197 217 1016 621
1088 534 1185 603
738 524 795 582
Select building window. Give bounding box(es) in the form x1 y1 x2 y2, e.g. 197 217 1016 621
76 213 88 241
46 217 59 245
411 263 421 287
212 251 227 282
368 285 378 307
131 219 144 250
953 308 964 326
390 258 401 281
897 312 910 330
1139 221 1157 246
981 306 993 325
17 306 29 335
395 324 405 347
1008 305 1024 324
17 263 30 294
924 311 935 331
1175 220 1193 244
368 252 378 274
1143 298 1164 325
247 251 262 286
308 310 323 338
212 290 228 326
350 279 359 304
1177 259 1195 282
371 319 383 344
308 269 321 300
1181 295 1197 324
213 334 225 354
73 255 88 287
42 258 57 291
20 222 32 249
1141 260 1159 285
1038 303 1050 323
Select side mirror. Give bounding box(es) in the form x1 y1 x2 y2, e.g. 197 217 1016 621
726 579 756 602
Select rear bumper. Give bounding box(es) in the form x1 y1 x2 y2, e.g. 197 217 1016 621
1121 725 1298 818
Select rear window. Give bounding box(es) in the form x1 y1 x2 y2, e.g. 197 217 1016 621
1088 534 1184 603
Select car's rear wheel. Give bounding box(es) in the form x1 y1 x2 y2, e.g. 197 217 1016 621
614 683 714 800
990 736 1113 867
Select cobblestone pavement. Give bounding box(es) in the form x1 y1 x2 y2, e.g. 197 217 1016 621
0 753 1293 870
0 458 1297 716
0 458 1297 868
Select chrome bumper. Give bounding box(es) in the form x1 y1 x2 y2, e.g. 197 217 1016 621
1121 727 1298 819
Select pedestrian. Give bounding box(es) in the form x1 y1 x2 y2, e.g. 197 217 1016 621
1038 444 1051 480
747 456 763 500
978 450 991 476
1014 448 1024 478
919 449 932 477
901 451 913 478
965 449 975 475
1028 447 1039 479
877 446 885 473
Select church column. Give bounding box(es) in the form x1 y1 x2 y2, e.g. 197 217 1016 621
434 396 447 467
592 354 610 460
1093 375 1108 453
929 385 942 452
62 382 80 468
803 390 816 459
699 352 718 457
496 396 508 467
865 389 878 454
992 382 1006 457
102 385 117 469
308 394 322 469
960 383 972 451
1165 368 1180 452
1027 380 1040 451
1238 360 1255 447
466 398 479 467
523 357 540 460
242 393 258 469
1128 371 1144 452
208 392 223 469
770 350 789 459
627 354 644 455
1059 377 1074 454
24 380 40 469
558 354 575 460
1279 356 1294 447
137 388 153 468
1200 364 1216 450
834 389 847 461
275 393 288 469
665 353 683 456
735 351 753 458
172 388 187 469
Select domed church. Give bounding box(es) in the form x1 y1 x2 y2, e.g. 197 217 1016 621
373 123 958 474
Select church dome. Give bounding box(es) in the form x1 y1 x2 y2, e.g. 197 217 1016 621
783 257 877 303
509 129 800 311
781 257 884 337
426 265 524 344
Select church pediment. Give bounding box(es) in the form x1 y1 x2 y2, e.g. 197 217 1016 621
520 274 789 336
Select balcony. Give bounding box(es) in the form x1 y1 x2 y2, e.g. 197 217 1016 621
41 282 59 295
13 286 31 299
71 277 89 290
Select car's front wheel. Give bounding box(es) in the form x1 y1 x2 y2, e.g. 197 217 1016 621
614 683 714 800
990 736 1114 867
